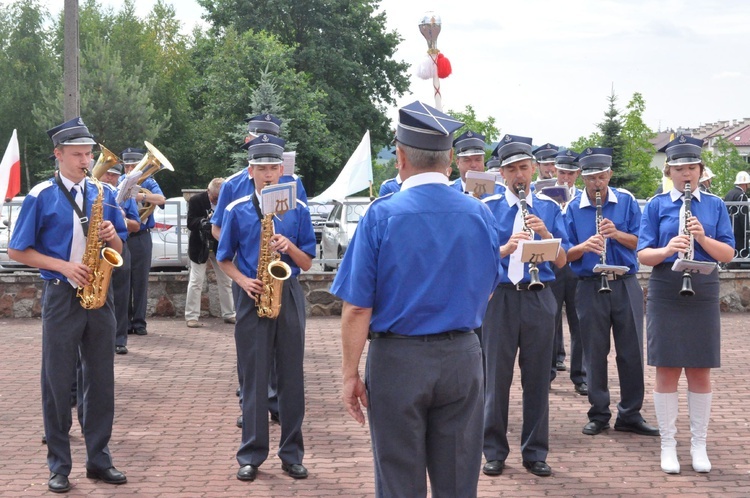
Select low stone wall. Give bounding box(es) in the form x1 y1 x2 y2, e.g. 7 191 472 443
1 267 749 319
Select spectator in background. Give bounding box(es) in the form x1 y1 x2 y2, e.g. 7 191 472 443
699 167 715 194
185 178 236 328
723 171 750 257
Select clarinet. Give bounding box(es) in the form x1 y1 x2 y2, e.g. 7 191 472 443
595 189 611 293
517 185 544 290
680 183 695 297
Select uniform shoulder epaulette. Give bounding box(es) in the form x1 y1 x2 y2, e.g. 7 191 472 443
482 193 504 204
701 191 720 199
614 187 636 200
27 180 54 198
381 177 397 186
226 194 253 213
226 169 246 182
535 192 555 203
296 199 308 209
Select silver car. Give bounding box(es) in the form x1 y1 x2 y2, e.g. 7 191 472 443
149 197 189 270
320 197 371 271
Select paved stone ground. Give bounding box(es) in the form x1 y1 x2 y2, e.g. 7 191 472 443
1 314 749 497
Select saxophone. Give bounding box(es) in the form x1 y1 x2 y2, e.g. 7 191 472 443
256 204 292 319
76 177 124 309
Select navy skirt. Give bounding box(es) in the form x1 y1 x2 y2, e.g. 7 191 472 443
646 264 721 368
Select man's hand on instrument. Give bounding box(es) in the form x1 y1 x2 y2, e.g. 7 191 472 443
98 220 117 243
687 216 706 241
501 231 531 256
239 276 264 301
269 234 292 254
61 261 92 287
584 234 606 254
667 234 691 256
524 214 551 238
342 374 368 425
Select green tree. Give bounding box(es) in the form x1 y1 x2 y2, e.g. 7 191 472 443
197 0 410 192
446 104 500 179
569 132 602 152
620 92 658 198
597 89 626 186
703 137 747 197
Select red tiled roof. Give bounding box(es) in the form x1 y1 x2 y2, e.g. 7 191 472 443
724 124 750 147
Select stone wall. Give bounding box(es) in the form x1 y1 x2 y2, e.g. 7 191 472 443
2 268 749 319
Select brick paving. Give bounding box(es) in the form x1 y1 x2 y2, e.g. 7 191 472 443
1 314 750 497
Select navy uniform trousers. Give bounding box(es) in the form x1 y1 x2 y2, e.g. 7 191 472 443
576 276 645 424
42 280 116 476
550 264 586 385
114 244 131 347
127 229 151 332
235 278 305 467
366 332 483 498
483 286 556 464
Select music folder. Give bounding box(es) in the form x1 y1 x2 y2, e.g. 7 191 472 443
261 183 296 216
593 263 630 276
671 259 718 275
465 171 497 198
518 238 561 264
540 185 570 205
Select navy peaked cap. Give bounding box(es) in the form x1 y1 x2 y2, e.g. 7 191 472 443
659 135 703 166
396 101 463 151
578 147 613 175
532 143 559 163
453 130 486 157
555 149 580 171
245 113 282 136
247 134 285 164
496 134 534 167
47 117 96 147
121 147 147 164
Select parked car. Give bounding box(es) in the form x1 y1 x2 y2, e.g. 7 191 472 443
0 197 33 271
150 197 189 270
320 197 371 271
308 201 334 245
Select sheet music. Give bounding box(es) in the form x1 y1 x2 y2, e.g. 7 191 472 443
261 183 296 216
116 170 143 205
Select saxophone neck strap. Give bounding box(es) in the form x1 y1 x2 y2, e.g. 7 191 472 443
55 174 89 237
251 191 264 220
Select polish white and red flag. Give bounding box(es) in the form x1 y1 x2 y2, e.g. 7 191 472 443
0 129 21 207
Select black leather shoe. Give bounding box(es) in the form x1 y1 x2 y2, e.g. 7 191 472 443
237 464 258 481
582 420 610 435
523 460 551 477
236 415 243 428
555 361 567 371
282 462 308 479
48 473 70 493
134 328 147 336
270 412 280 424
574 382 588 395
42 434 47 445
482 460 505 476
614 419 659 436
236 386 241 397
86 466 127 484
115 345 128 355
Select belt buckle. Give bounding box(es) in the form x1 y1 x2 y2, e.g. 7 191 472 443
515 283 524 291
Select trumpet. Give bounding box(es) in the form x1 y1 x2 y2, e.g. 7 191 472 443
517 185 544 290
595 189 611 294
680 183 695 297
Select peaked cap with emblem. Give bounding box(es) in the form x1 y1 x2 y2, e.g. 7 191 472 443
121 147 147 165
659 135 703 166
47 117 97 147
532 143 559 163
486 143 501 169
496 134 534 167
453 130 486 157
555 149 580 171
578 147 613 175
246 134 285 164
244 113 282 137
395 101 464 151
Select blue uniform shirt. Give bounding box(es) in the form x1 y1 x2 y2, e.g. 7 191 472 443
378 176 402 197
9 177 128 282
483 190 570 284
638 189 734 263
216 196 316 278
211 170 307 228
565 187 641 276
331 172 503 336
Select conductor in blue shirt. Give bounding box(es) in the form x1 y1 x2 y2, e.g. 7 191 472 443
332 101 503 498
481 134 569 478
9 117 128 493
564 147 658 438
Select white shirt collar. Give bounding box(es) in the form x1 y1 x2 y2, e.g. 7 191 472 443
579 187 618 208
58 172 84 192
401 172 450 191
395 173 402 184
670 187 701 202
504 188 533 208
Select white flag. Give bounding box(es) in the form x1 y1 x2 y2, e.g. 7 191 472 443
311 131 372 203
0 129 21 208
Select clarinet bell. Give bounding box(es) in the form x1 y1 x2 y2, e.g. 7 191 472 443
598 273 612 294
528 266 545 291
680 272 695 297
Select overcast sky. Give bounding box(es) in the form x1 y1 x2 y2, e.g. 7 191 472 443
13 0 750 147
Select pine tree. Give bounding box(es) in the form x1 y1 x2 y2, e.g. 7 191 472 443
597 89 627 186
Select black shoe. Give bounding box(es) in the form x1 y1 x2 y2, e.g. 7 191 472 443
281 462 308 479
523 460 551 477
236 415 243 428
482 460 505 476
582 420 610 435
134 328 147 336
574 382 588 395
270 412 280 424
614 418 659 436
236 386 241 397
115 345 128 355
42 434 47 445
86 466 127 484
237 464 258 481
48 473 70 493
555 361 567 371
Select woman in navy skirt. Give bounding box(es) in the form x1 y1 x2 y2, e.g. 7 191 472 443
638 135 734 475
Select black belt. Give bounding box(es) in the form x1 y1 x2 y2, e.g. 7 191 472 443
368 330 468 342
130 229 150 237
580 273 634 281
498 282 546 291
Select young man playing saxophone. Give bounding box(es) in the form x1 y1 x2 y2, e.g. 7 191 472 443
216 134 316 482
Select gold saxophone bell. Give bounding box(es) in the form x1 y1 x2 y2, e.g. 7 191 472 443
91 144 121 180
133 141 174 222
